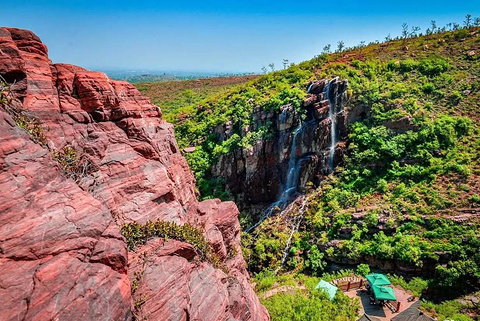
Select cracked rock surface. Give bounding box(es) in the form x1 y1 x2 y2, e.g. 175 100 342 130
0 27 268 321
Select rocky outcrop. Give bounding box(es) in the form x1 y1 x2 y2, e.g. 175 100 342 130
212 78 349 216
0 27 268 320
0 108 132 320
130 200 267 321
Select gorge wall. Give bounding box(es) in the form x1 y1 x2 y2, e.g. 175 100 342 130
0 27 268 320
212 79 351 218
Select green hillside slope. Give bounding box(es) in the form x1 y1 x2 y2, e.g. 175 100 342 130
142 23 480 320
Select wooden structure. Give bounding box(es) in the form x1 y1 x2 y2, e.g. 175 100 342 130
332 277 366 291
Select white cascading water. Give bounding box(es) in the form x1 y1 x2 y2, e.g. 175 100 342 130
245 122 304 232
245 78 341 232
326 78 336 173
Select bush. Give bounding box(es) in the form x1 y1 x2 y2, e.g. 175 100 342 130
356 264 370 276
121 220 222 268
305 245 327 275
422 83 435 94
448 90 462 105
453 28 469 40
418 57 450 76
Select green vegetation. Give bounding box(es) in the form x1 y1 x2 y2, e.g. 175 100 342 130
1 77 47 146
421 299 476 321
121 220 222 268
239 24 480 299
139 19 480 320
254 271 360 321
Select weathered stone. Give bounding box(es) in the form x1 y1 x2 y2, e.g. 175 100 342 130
0 110 132 321
0 27 268 321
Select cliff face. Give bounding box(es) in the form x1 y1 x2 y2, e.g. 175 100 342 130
0 27 268 321
211 79 350 216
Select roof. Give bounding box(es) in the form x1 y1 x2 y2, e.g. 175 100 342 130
372 285 397 301
357 314 382 321
315 280 338 300
391 302 436 321
366 273 391 286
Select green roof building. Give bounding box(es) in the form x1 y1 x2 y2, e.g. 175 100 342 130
315 280 338 300
366 273 391 286
372 285 397 301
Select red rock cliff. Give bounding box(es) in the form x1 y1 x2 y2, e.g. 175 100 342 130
0 27 269 321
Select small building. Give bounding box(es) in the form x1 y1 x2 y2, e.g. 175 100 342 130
357 314 382 321
390 302 436 321
315 280 338 300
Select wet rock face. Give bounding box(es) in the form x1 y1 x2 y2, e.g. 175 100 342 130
212 78 349 214
0 27 268 320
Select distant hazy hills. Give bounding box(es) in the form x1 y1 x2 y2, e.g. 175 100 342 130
97 69 256 83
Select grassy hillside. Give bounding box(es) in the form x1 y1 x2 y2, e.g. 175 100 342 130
140 23 480 320
135 75 259 123
241 26 480 298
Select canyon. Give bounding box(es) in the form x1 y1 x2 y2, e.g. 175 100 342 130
0 27 269 321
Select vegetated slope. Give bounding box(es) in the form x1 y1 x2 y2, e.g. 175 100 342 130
158 24 480 316
246 28 480 294
135 75 260 123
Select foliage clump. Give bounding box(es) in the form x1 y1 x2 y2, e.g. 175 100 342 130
121 220 222 268
1 77 47 146
254 272 360 321
52 146 95 184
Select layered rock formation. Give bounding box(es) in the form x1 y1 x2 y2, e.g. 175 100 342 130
0 27 268 320
212 78 349 216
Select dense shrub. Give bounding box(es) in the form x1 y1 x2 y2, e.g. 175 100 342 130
121 220 221 267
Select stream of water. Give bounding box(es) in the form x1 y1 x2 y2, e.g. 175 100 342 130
245 79 340 232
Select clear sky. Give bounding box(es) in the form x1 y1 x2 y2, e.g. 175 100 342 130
1 1 479 73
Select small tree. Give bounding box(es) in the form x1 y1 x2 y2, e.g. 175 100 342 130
356 264 371 277
268 63 275 72
475 17 480 27
261 66 267 74
282 59 289 69
337 40 345 52
411 26 421 37
305 245 327 275
385 33 392 42
430 20 437 33
464 14 472 28
322 44 331 54
402 23 409 38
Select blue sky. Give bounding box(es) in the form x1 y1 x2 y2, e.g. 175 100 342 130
1 1 479 73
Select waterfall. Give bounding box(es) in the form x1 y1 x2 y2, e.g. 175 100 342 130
327 77 343 174
245 122 304 233
245 78 343 233
274 194 310 274
306 83 314 94
326 79 336 173
279 123 302 203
